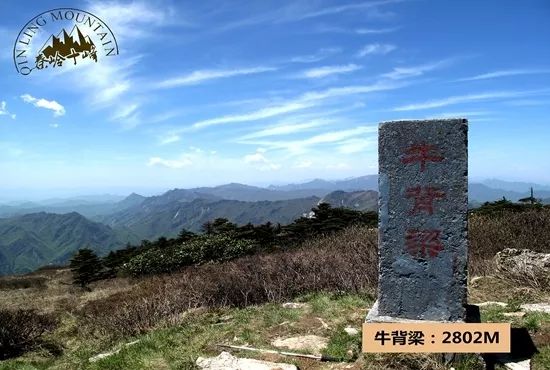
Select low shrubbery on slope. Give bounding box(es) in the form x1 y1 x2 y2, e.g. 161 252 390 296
80 226 378 337
0 309 57 360
69 203 378 283
122 233 258 276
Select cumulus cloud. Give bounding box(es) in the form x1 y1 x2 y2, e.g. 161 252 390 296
20 94 65 116
147 155 192 169
243 149 281 171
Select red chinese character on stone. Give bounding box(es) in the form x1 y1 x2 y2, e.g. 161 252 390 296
400 144 444 172
405 229 444 258
406 186 446 215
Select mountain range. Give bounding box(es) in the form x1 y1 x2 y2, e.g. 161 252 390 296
0 176 548 275
0 212 134 275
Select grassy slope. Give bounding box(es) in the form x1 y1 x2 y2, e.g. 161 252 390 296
2 211 550 370
1 269 549 369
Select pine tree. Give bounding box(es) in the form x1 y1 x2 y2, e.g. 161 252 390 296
69 248 101 288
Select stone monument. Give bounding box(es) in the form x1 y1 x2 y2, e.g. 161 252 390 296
367 118 468 322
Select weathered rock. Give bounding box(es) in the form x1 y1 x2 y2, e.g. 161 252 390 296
502 311 526 318
475 301 508 308
271 335 328 355
375 119 468 321
520 303 550 314
502 358 531 370
344 327 359 336
196 351 297 370
89 340 140 362
495 248 550 284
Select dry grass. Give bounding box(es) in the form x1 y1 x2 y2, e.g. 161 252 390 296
0 268 137 315
1 212 550 369
468 209 550 277
79 226 379 337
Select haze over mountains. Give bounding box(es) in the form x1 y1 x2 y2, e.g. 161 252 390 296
0 176 548 275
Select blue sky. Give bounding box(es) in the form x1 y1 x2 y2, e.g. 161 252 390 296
1 0 549 199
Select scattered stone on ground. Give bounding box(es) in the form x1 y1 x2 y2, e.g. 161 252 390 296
196 351 297 370
282 302 309 309
475 301 508 307
344 327 359 336
495 248 550 281
317 317 329 329
520 303 550 314
89 340 140 362
501 358 531 370
271 335 328 355
503 312 526 318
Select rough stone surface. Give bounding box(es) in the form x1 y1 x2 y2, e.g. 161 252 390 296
344 327 359 336
503 311 526 318
271 335 328 355
520 303 550 314
495 248 550 283
196 351 297 370
502 359 531 370
89 340 140 362
376 119 468 321
475 301 508 308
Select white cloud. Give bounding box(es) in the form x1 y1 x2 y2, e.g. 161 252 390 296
87 0 181 41
243 149 281 171
0 101 16 120
355 27 399 34
192 101 315 130
155 66 277 89
239 118 332 140
219 0 400 30
293 160 313 168
456 69 550 82
337 138 376 154
290 48 341 63
146 146 218 169
20 94 65 117
49 123 60 128
165 80 401 136
147 155 192 169
159 134 181 145
357 43 396 57
393 90 544 111
246 125 378 155
382 59 452 79
291 0 401 22
111 103 139 121
298 64 362 79
244 151 268 163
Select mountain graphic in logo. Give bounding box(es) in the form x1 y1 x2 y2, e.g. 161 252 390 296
36 25 97 69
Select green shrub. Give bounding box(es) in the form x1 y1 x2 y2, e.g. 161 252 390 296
122 233 257 276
